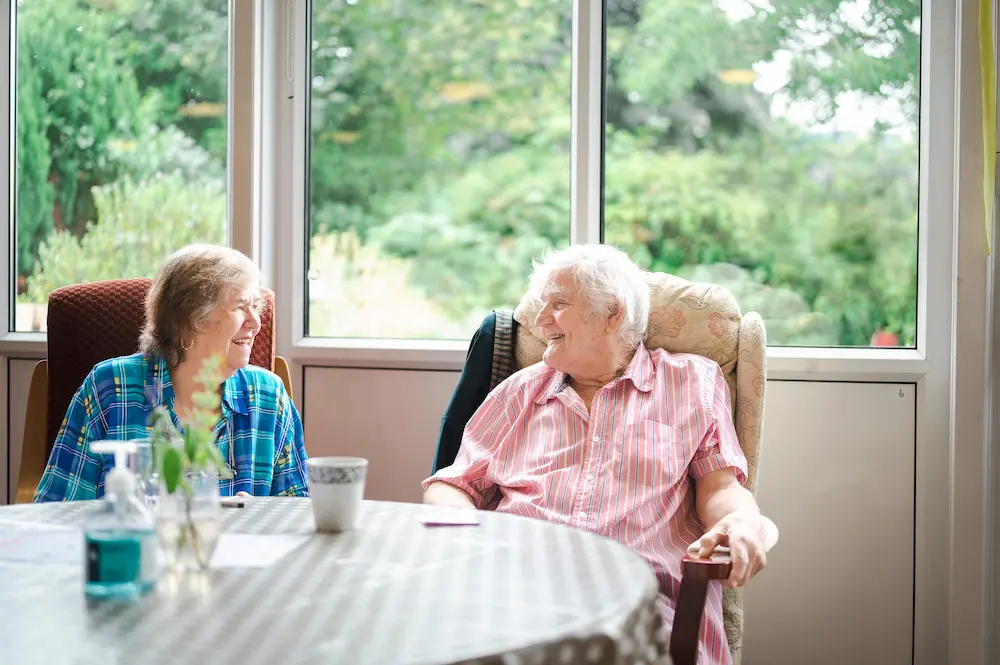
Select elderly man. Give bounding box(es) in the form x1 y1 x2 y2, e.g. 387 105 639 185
423 244 773 665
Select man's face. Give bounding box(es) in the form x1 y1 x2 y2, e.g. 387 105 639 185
534 271 619 378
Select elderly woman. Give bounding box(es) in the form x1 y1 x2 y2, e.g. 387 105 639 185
34 245 309 502
423 244 774 665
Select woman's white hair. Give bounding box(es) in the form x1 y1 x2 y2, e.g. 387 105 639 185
528 244 650 350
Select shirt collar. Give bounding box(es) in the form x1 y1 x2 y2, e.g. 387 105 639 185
222 369 250 416
534 345 655 404
145 354 175 411
144 354 249 416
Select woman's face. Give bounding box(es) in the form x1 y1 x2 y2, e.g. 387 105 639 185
187 279 263 378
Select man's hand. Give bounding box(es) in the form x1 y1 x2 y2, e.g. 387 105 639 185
693 467 778 588
689 509 774 587
423 481 477 509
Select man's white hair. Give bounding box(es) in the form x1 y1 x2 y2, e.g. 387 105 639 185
528 244 650 350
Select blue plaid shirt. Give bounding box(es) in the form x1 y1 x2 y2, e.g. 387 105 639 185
34 353 309 502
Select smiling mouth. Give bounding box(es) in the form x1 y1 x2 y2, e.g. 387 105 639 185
232 336 254 348
548 334 564 342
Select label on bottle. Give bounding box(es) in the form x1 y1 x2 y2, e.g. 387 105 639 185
85 530 155 586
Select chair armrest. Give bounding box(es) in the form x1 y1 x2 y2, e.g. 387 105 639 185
15 360 49 504
682 552 733 579
670 553 733 665
275 356 293 401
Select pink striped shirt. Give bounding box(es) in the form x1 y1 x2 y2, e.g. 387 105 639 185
424 346 747 665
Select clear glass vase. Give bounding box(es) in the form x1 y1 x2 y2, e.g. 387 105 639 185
127 438 159 507
155 469 221 572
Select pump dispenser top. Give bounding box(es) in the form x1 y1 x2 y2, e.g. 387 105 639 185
90 441 138 499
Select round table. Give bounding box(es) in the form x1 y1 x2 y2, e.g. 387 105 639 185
0 498 669 665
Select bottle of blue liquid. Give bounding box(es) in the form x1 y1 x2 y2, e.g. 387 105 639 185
84 441 158 597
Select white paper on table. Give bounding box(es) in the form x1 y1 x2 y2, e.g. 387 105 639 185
0 528 82 565
416 508 481 527
208 534 310 569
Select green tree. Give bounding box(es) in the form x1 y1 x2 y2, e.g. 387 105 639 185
23 174 225 302
747 0 920 123
308 0 573 238
607 0 770 151
12 0 922 346
16 0 143 275
15 48 53 280
110 0 229 160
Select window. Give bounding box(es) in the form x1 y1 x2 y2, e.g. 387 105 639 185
303 0 919 348
603 0 920 348
13 0 229 332
306 0 573 339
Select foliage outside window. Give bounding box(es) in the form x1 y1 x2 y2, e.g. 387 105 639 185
307 0 573 339
12 0 920 348
13 0 228 332
307 0 919 347
603 0 919 347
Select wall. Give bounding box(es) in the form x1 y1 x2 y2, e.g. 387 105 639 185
4 364 919 664
302 368 917 665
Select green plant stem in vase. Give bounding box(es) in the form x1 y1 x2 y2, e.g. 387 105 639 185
149 354 228 572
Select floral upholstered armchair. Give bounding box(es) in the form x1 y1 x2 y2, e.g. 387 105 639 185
433 271 767 664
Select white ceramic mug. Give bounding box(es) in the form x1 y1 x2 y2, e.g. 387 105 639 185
306 457 368 532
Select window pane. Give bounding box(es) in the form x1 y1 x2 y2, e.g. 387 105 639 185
603 0 919 348
14 0 229 332
307 0 573 339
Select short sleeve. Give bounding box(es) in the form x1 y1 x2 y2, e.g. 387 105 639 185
421 378 521 509
269 382 309 497
688 363 748 484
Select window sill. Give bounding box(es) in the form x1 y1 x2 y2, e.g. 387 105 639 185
0 331 930 381
291 337 931 381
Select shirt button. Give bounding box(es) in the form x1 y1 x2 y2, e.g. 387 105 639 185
586 473 595 480
592 436 600 443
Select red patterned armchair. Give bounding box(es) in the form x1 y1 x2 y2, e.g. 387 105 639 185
15 278 291 504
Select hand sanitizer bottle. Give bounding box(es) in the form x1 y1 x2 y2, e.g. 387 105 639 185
84 441 158 597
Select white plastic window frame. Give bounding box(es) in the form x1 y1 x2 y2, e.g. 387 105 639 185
0 0 261 352
0 0 261 496
267 1 990 664
277 0 932 381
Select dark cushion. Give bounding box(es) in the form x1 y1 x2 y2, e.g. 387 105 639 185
433 310 520 473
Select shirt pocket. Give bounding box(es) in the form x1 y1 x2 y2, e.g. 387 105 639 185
607 419 687 492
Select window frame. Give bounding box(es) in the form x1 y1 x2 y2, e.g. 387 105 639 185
0 0 259 351
281 0 940 381
271 2 984 664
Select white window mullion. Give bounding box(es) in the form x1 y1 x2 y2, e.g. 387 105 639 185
570 0 604 245
287 0 307 351
228 0 260 271
257 0 301 367
3 1 14 337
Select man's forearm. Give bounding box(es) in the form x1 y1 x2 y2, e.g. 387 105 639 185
698 483 759 529
423 481 477 508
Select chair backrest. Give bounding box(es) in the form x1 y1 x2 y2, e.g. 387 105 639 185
44 278 277 459
510 270 768 665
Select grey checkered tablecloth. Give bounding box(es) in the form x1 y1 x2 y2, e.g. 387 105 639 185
0 498 670 665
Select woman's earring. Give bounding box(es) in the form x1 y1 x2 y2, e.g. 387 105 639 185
181 338 194 352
